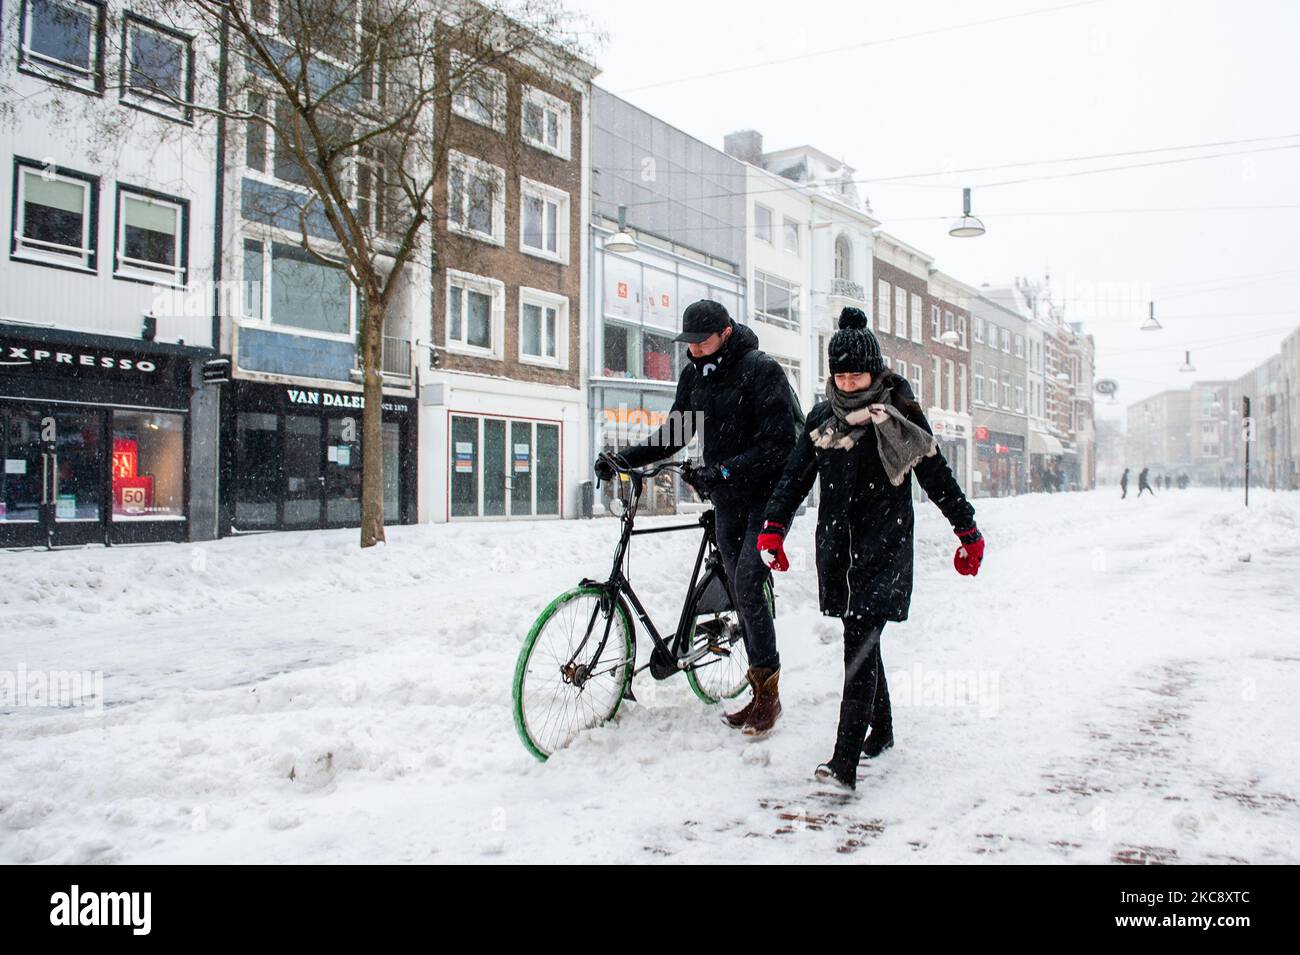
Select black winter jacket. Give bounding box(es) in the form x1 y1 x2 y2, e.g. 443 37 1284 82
763 374 975 621
618 324 798 510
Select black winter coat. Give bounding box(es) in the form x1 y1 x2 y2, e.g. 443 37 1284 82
618 324 798 510
764 375 975 622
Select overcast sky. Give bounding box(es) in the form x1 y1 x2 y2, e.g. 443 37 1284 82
562 0 1300 419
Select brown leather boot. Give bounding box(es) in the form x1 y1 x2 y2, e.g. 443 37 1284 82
742 666 782 737
720 669 759 729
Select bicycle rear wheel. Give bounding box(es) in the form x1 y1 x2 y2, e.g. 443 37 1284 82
512 586 635 762
685 579 774 705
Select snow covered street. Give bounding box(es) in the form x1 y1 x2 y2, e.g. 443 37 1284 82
2 488 1298 864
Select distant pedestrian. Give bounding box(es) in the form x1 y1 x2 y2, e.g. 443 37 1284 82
1138 467 1155 497
1120 467 1129 499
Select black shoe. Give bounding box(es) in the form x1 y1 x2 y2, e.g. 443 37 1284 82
814 762 856 792
862 726 894 759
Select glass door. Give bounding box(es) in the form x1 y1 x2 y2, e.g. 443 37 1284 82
0 403 46 547
482 417 507 517
325 416 362 525
284 415 323 527
0 403 106 548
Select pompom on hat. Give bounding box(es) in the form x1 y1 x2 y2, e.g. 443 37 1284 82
827 307 885 375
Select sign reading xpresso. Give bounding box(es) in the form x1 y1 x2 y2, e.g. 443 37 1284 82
0 344 157 374
0 332 187 392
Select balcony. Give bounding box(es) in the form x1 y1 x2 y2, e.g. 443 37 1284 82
350 336 412 381
830 278 866 303
382 336 412 377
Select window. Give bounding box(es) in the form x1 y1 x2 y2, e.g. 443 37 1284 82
753 269 800 331
817 334 827 386
115 187 186 285
521 86 571 159
355 143 395 236
774 356 801 393
945 359 955 412
878 280 891 334
1002 370 1012 408
932 355 941 407
519 288 567 367
519 177 568 263
958 315 968 349
1015 384 1025 413
974 362 984 404
12 159 97 270
913 362 922 406
958 364 967 414
894 285 907 337
834 235 851 280
782 217 800 255
943 310 954 336
1014 334 1025 358
112 410 185 521
930 304 940 340
446 271 503 356
447 152 504 245
246 92 269 172
754 204 773 243
451 52 505 131
122 15 193 120
243 239 354 336
883 355 892 370
602 321 638 378
19 0 104 92
1001 327 1012 353
910 294 922 343
974 317 985 344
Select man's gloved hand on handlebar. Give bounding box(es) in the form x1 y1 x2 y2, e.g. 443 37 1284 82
593 451 629 484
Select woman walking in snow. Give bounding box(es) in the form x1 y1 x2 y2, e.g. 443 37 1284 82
755 308 984 791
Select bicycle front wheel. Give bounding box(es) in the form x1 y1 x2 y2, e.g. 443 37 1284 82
685 578 774 705
512 586 635 762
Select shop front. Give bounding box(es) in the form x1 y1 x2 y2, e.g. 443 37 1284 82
929 414 972 496
221 381 416 533
974 427 1026 498
590 383 700 517
0 323 215 548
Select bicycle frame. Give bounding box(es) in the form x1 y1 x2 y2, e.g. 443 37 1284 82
568 462 750 687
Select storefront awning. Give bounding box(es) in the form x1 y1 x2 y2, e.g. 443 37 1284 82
1029 431 1065 456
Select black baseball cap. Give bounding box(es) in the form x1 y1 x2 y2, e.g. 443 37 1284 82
674 299 733 343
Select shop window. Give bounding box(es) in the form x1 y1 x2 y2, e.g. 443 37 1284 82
122 14 193 120
326 417 361 523
19 0 104 92
112 411 185 521
450 415 479 517
115 188 186 285
642 330 674 382
603 321 637 378
536 423 560 516
13 160 97 270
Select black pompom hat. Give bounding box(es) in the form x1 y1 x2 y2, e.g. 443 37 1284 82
827 307 885 375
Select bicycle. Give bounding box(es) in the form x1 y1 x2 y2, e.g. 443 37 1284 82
511 458 776 761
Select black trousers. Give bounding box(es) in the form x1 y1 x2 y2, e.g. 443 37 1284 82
713 500 780 669
827 615 891 780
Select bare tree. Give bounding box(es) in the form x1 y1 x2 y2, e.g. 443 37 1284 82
6 0 598 546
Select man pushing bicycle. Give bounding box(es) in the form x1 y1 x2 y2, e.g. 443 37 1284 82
594 300 800 737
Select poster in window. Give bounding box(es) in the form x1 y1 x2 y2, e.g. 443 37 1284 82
604 256 640 322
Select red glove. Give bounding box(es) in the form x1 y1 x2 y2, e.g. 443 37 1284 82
954 525 984 576
756 522 789 572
